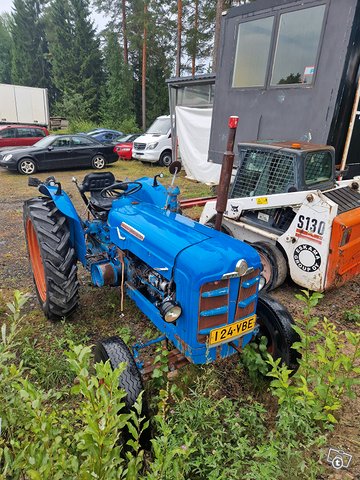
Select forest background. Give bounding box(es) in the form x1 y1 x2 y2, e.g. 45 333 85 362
0 0 242 132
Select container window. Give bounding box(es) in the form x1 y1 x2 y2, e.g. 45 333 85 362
271 5 326 86
305 151 332 185
178 84 215 106
232 16 274 88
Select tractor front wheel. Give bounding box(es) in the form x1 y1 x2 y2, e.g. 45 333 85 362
255 294 300 372
95 336 146 410
95 336 150 447
23 197 79 320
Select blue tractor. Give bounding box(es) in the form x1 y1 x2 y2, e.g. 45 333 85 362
23 161 298 409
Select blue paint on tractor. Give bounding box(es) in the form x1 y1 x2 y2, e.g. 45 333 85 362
30 172 263 366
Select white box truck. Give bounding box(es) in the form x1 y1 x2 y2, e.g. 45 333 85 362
0 83 49 127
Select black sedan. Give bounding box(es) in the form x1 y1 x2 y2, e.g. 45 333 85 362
0 134 119 175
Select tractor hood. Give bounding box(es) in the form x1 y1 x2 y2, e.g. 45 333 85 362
108 202 260 281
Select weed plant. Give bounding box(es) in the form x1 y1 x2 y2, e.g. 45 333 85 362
0 291 359 479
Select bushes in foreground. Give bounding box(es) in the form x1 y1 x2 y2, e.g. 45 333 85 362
0 291 359 479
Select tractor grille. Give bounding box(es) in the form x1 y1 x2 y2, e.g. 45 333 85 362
231 149 295 198
323 186 360 214
197 269 260 343
134 142 146 150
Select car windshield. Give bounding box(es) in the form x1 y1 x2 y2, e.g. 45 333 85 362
33 136 57 148
147 118 171 135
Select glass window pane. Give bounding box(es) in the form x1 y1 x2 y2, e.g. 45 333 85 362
34 128 46 137
178 84 214 106
53 137 71 148
0 128 16 138
305 151 332 185
271 5 325 86
72 136 93 146
17 128 32 138
232 16 274 88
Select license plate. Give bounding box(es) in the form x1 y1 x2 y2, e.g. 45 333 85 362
209 315 256 346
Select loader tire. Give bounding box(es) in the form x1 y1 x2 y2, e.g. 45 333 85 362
255 294 300 372
252 241 288 292
24 197 79 320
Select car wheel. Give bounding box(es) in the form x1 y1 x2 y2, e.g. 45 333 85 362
159 150 172 167
18 158 36 175
92 154 106 170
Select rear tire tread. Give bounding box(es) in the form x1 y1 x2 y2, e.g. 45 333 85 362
23 197 79 320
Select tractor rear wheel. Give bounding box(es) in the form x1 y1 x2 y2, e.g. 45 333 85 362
255 294 300 372
23 197 79 320
252 241 288 292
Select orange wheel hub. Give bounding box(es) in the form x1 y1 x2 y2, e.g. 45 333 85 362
26 219 46 302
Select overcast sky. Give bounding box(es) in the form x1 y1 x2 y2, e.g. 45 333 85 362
0 0 108 32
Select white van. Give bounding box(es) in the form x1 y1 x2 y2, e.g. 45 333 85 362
132 115 172 166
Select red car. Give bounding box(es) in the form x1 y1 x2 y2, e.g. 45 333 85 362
0 124 49 148
113 134 141 160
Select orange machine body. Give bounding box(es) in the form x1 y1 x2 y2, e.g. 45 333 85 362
325 207 360 289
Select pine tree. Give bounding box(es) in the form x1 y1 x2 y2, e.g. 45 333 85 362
47 0 103 120
11 0 52 89
100 31 135 128
183 0 215 74
0 15 12 84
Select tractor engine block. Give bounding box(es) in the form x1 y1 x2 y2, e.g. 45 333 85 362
127 256 172 303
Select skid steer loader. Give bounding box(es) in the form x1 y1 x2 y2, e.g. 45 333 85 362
199 136 360 292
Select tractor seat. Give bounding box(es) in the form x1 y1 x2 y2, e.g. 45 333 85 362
79 172 117 212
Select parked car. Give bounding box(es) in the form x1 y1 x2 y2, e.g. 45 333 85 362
132 115 172 166
86 129 124 144
113 133 141 160
0 124 49 148
0 134 118 175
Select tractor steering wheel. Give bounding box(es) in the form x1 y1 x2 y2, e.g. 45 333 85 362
100 181 142 198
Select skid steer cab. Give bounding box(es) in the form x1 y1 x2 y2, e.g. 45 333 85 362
23 164 299 411
200 140 360 293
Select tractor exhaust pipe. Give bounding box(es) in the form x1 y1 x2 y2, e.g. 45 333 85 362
214 116 239 231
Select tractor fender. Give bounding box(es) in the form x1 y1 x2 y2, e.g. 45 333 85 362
39 184 87 265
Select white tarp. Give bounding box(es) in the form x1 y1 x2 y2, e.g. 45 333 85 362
175 106 221 184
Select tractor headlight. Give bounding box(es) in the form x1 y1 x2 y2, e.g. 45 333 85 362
146 142 158 150
3 154 13 162
159 299 182 323
258 275 266 291
236 259 248 276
